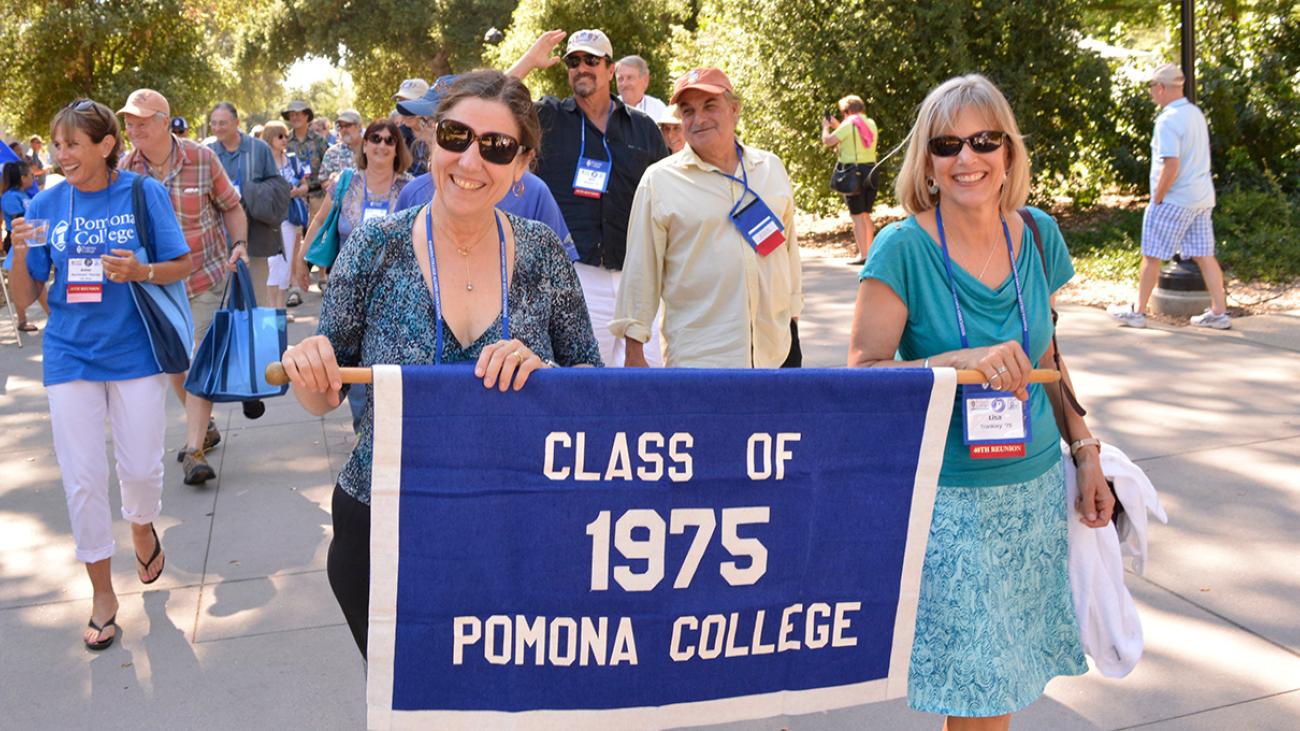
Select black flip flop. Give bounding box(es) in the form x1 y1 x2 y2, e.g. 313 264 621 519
136 525 165 585
17 323 37 332
85 614 118 651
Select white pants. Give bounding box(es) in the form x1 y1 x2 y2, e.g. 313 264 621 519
47 375 168 563
267 221 300 290
575 262 661 368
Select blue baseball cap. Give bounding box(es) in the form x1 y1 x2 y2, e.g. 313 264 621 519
395 75 460 117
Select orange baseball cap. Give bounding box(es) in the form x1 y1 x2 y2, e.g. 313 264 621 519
118 89 171 118
670 68 734 105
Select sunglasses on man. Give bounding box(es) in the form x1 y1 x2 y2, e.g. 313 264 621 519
927 130 1008 157
434 119 523 165
564 54 606 69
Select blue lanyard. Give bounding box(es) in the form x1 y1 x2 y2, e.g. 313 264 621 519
711 142 755 217
934 203 1030 355
362 174 392 213
578 106 614 165
423 203 510 365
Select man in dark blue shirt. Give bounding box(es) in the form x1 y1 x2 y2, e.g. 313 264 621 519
508 28 669 367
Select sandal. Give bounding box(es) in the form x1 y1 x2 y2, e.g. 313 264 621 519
85 614 118 651
17 322 37 332
136 524 165 585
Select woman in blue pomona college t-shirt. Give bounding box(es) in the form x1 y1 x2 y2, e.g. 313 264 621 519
7 100 191 652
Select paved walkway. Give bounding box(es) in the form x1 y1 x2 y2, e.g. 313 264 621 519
2 257 1298 729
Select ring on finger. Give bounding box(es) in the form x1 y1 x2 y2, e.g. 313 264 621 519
507 351 521 361
995 365 1009 374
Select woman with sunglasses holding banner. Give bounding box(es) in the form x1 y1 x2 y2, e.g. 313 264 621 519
847 75 1113 730
280 70 601 657
295 119 412 432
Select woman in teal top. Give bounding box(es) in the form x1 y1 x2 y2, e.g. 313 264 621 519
849 75 1113 728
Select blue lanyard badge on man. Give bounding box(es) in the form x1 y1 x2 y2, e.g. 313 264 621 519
935 203 1031 459
717 143 786 256
572 109 613 199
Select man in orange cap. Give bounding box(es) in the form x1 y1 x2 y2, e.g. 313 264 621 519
611 68 802 368
119 88 249 485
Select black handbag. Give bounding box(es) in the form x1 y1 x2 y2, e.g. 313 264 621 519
829 119 866 194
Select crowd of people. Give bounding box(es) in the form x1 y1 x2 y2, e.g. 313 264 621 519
5 27 1231 730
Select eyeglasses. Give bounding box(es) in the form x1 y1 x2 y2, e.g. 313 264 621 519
336 121 357 129
927 130 1008 157
367 133 397 146
418 116 436 130
435 119 523 165
564 54 606 69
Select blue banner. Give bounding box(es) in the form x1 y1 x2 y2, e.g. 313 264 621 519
367 367 955 729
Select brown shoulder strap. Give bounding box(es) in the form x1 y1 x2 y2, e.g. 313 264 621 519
1018 208 1087 420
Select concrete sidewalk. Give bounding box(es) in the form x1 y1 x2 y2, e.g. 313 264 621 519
2 257 1298 730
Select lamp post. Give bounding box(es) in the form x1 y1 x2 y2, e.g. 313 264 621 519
1152 0 1211 317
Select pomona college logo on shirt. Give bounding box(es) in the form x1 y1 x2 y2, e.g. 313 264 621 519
50 220 69 252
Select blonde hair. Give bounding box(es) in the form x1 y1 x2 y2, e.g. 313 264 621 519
894 74 1029 215
261 120 289 140
838 95 865 115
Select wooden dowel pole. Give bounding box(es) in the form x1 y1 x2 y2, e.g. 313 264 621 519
266 362 1060 387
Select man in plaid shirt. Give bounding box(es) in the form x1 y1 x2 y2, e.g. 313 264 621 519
119 88 250 486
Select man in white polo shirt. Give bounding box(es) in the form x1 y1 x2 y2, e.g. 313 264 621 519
1110 63 1229 329
615 55 667 120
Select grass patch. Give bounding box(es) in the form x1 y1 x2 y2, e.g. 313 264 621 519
1056 207 1144 282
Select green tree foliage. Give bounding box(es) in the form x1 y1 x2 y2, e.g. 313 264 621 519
244 0 518 121
671 0 1113 213
0 0 225 136
484 0 693 101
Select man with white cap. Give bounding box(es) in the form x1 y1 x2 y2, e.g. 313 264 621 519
320 108 364 194
615 55 668 121
1110 63 1229 330
657 104 684 154
508 29 670 367
393 78 431 175
118 89 249 485
612 67 802 368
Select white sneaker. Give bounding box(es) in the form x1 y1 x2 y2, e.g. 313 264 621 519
1190 309 1231 330
1108 304 1147 329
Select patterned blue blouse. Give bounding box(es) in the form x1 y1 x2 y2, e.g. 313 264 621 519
319 207 603 504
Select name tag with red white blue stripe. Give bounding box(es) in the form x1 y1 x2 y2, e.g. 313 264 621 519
731 197 785 256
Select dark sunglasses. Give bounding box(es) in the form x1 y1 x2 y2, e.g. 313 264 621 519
435 119 523 165
564 54 606 69
927 130 1008 157
367 133 397 146
67 99 97 112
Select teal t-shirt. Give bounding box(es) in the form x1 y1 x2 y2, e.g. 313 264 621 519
861 207 1075 487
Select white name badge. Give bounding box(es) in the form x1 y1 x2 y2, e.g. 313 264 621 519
573 157 611 199
67 256 104 304
362 203 388 223
962 385 1029 459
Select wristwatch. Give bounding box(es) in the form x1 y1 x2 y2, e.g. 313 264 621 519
1069 437 1102 457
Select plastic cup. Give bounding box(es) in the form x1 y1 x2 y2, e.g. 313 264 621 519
25 218 50 247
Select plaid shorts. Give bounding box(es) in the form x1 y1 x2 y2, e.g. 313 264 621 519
1141 202 1215 259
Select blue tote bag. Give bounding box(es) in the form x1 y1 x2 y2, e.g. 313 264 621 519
129 175 194 374
184 260 288 402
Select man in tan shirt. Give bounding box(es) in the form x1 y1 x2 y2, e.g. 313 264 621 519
612 68 802 368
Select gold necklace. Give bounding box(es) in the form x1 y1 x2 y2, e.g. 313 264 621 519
437 219 495 292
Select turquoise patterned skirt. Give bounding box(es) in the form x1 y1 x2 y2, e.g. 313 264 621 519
908 460 1087 717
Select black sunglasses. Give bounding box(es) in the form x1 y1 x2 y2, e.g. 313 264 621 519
435 119 523 165
564 54 606 69
927 130 1008 157
367 133 397 146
